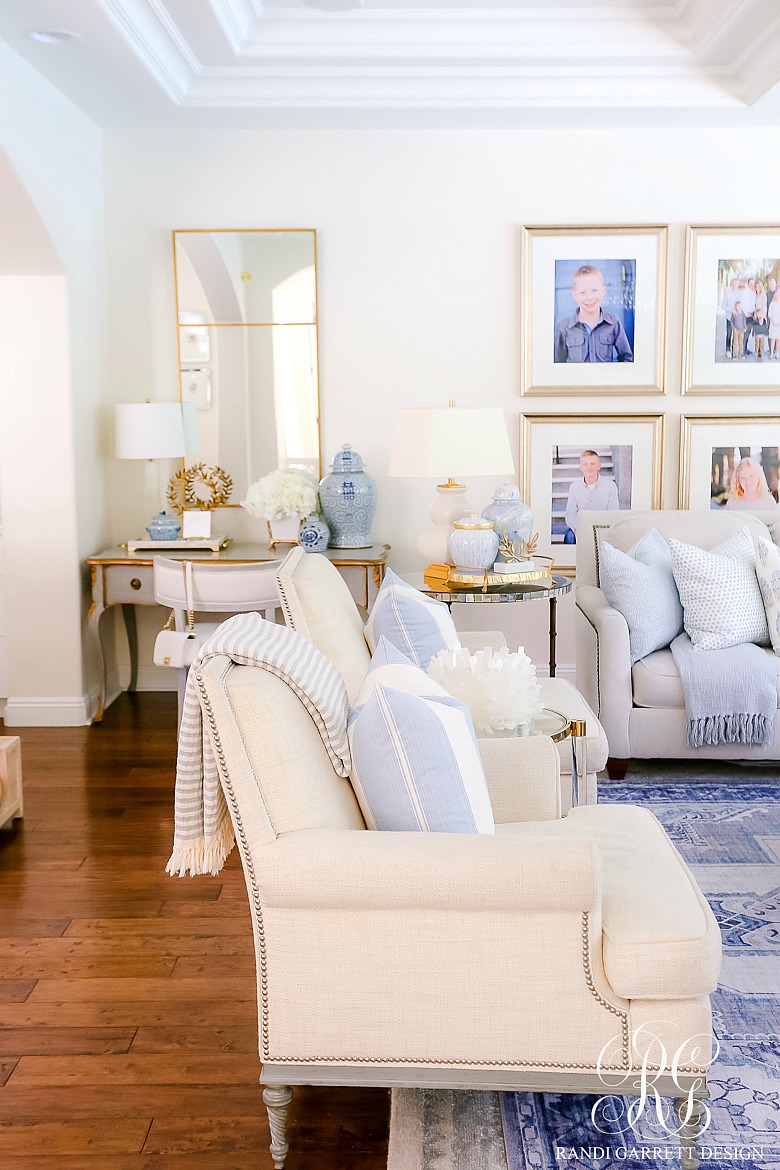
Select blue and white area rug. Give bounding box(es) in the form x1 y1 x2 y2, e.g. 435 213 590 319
387 780 780 1170
501 780 780 1170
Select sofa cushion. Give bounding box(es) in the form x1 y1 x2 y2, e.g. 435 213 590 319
348 638 494 834
632 645 780 709
276 548 371 689
499 804 721 1000
364 568 460 669
598 528 684 664
756 535 780 654
669 527 770 651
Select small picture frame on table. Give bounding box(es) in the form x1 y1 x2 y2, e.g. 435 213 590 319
682 226 780 394
521 225 668 396
521 413 665 574
679 415 780 512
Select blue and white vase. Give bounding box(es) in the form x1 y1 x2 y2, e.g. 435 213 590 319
298 515 330 553
449 514 499 572
319 443 377 549
482 482 534 561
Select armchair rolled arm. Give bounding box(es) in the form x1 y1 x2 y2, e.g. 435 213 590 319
575 585 633 760
256 827 599 914
478 733 561 822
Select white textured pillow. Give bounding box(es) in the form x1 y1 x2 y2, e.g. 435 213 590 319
347 637 494 834
599 528 683 664
756 536 780 654
364 569 460 668
669 528 769 652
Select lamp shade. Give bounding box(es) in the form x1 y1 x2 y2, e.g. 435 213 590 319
388 407 515 480
115 403 196 460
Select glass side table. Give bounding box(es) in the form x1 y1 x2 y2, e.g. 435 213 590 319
478 706 587 809
410 574 572 677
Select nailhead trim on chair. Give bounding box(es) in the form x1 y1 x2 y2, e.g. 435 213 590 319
592 525 611 590
275 577 297 631
192 661 712 1077
195 662 274 1057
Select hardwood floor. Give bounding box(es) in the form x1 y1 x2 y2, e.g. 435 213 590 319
0 693 390 1169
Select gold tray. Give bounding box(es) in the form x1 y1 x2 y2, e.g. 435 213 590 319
428 556 554 590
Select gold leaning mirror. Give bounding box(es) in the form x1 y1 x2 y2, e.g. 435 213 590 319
172 229 321 508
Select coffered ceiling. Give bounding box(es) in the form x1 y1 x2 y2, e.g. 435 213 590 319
2 0 780 127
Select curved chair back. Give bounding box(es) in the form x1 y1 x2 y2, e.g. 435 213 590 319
153 556 281 620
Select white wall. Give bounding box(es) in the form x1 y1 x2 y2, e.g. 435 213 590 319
103 126 780 682
0 41 107 723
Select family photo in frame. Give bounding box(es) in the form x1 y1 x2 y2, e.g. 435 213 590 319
521 225 667 396
680 416 780 510
683 226 780 393
521 413 664 573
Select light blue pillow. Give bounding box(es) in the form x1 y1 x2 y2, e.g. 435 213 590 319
347 638 494 834
364 568 460 669
669 528 769 651
599 528 684 664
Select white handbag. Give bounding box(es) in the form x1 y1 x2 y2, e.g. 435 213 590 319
153 561 201 668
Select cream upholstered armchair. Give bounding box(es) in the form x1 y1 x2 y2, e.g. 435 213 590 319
276 547 608 808
575 509 780 778
194 650 720 1170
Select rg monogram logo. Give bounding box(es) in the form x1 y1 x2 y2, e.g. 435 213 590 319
591 1023 719 1138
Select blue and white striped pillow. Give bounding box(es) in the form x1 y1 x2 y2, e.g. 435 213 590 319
347 638 494 834
364 569 460 669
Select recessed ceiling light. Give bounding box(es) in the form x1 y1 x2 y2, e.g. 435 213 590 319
27 29 82 45
303 0 365 11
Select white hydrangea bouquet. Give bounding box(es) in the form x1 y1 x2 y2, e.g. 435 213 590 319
427 645 544 734
241 468 320 521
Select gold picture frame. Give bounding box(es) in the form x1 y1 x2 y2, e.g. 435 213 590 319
521 413 665 574
682 225 780 394
679 415 780 511
520 225 668 396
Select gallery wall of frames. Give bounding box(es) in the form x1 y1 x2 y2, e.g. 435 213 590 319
519 224 780 574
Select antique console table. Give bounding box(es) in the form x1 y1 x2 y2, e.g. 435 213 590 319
85 543 390 721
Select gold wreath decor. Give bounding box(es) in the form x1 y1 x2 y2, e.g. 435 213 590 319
167 463 234 512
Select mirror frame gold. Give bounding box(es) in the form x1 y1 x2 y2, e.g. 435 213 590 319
172 228 322 509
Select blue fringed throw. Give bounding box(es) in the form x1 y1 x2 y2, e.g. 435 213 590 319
670 632 775 748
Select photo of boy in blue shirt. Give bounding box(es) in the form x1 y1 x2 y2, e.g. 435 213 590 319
554 265 634 364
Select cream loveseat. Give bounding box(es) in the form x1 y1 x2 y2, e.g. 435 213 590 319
576 509 780 778
276 548 608 808
193 646 720 1170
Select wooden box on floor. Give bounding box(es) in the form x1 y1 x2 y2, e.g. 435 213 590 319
0 735 23 827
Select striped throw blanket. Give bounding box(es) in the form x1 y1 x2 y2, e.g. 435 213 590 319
166 611 351 878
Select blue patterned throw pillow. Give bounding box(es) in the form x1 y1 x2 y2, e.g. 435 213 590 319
598 528 684 664
347 638 494 834
756 536 780 654
669 527 769 651
364 569 459 669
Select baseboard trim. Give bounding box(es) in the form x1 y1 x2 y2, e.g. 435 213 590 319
536 663 576 684
3 696 92 727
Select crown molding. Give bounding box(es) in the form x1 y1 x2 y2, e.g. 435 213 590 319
96 0 198 101
208 0 264 54
74 0 780 114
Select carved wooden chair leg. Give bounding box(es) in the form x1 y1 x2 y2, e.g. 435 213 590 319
675 1094 703 1170
262 1084 293 1169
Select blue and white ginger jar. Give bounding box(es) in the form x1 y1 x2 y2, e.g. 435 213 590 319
481 482 534 562
449 514 499 571
298 515 330 553
319 443 377 549
146 511 181 541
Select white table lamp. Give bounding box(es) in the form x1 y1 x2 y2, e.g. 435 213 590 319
115 402 199 530
388 404 515 565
